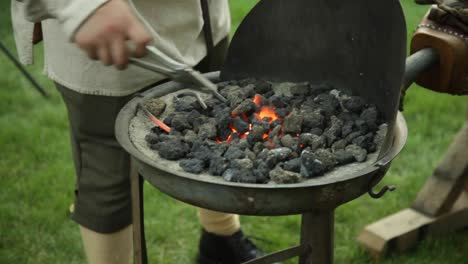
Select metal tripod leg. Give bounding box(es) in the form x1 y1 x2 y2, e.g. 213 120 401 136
299 210 335 264
131 159 148 264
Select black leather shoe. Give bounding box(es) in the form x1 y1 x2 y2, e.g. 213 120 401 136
197 229 266 264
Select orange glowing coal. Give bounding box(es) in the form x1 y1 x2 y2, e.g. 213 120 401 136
216 94 282 143
255 106 279 123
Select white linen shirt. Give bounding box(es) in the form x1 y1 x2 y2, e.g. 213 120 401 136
11 0 231 96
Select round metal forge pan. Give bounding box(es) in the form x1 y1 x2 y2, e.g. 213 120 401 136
116 72 407 215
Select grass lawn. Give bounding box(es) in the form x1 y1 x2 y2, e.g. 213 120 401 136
1 1 467 263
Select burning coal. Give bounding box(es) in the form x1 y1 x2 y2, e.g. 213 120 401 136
143 79 385 184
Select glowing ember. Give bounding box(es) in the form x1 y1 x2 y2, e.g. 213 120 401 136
216 94 284 143
139 103 171 133
253 94 262 105
255 106 279 123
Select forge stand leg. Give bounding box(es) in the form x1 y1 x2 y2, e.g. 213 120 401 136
130 160 148 264
299 210 335 264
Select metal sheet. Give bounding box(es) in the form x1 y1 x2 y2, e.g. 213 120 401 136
221 0 407 154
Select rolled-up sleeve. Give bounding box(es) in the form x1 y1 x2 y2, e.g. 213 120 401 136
20 0 109 40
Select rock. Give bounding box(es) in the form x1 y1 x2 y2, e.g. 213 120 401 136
253 142 265 155
188 141 213 163
341 121 354 137
269 125 282 139
144 98 166 117
183 130 198 144
311 135 327 151
345 144 367 162
334 149 355 165
314 93 340 116
171 113 192 132
254 81 272 94
244 149 256 161
323 115 343 146
302 111 325 130
224 146 246 160
300 149 326 178
145 133 160 145
265 147 293 168
331 139 347 151
280 134 296 148
290 82 310 96
343 96 366 113
314 148 337 170
275 108 290 118
179 159 205 174
345 131 363 142
232 99 257 116
174 96 198 112
352 133 375 151
360 106 379 130
246 125 264 145
163 113 175 125
232 116 250 135
270 166 302 184
208 157 229 176
283 110 303 134
230 158 254 171
310 128 324 136
214 107 231 128
198 122 217 140
187 110 201 125
222 168 256 183
223 168 241 182
157 139 189 160
283 158 301 173
272 82 295 97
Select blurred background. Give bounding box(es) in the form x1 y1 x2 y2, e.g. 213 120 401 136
0 1 466 263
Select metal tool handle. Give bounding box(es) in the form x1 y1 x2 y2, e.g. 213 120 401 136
402 48 439 91
145 46 186 70
129 57 174 76
399 48 439 110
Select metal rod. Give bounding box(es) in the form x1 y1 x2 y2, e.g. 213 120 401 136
299 210 335 264
242 245 304 264
402 48 439 91
0 40 49 98
130 159 148 264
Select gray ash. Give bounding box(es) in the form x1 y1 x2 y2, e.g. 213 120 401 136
145 79 385 184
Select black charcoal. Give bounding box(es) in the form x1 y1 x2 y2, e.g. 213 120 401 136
179 159 205 174
270 166 302 184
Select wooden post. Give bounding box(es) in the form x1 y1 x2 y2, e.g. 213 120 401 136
357 112 468 260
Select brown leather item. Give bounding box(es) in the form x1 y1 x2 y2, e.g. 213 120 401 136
33 23 43 44
411 11 468 94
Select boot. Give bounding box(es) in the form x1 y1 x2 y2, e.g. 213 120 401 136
197 229 266 264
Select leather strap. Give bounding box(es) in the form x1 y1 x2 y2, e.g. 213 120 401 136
200 0 215 58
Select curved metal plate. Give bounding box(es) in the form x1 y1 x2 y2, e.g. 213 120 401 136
221 0 407 151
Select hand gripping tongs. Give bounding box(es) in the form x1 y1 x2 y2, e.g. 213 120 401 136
129 46 227 103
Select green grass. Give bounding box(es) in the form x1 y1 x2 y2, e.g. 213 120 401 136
1 1 467 263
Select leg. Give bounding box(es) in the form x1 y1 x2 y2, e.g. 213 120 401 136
197 208 241 236
57 84 134 264
299 210 335 264
80 225 133 264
